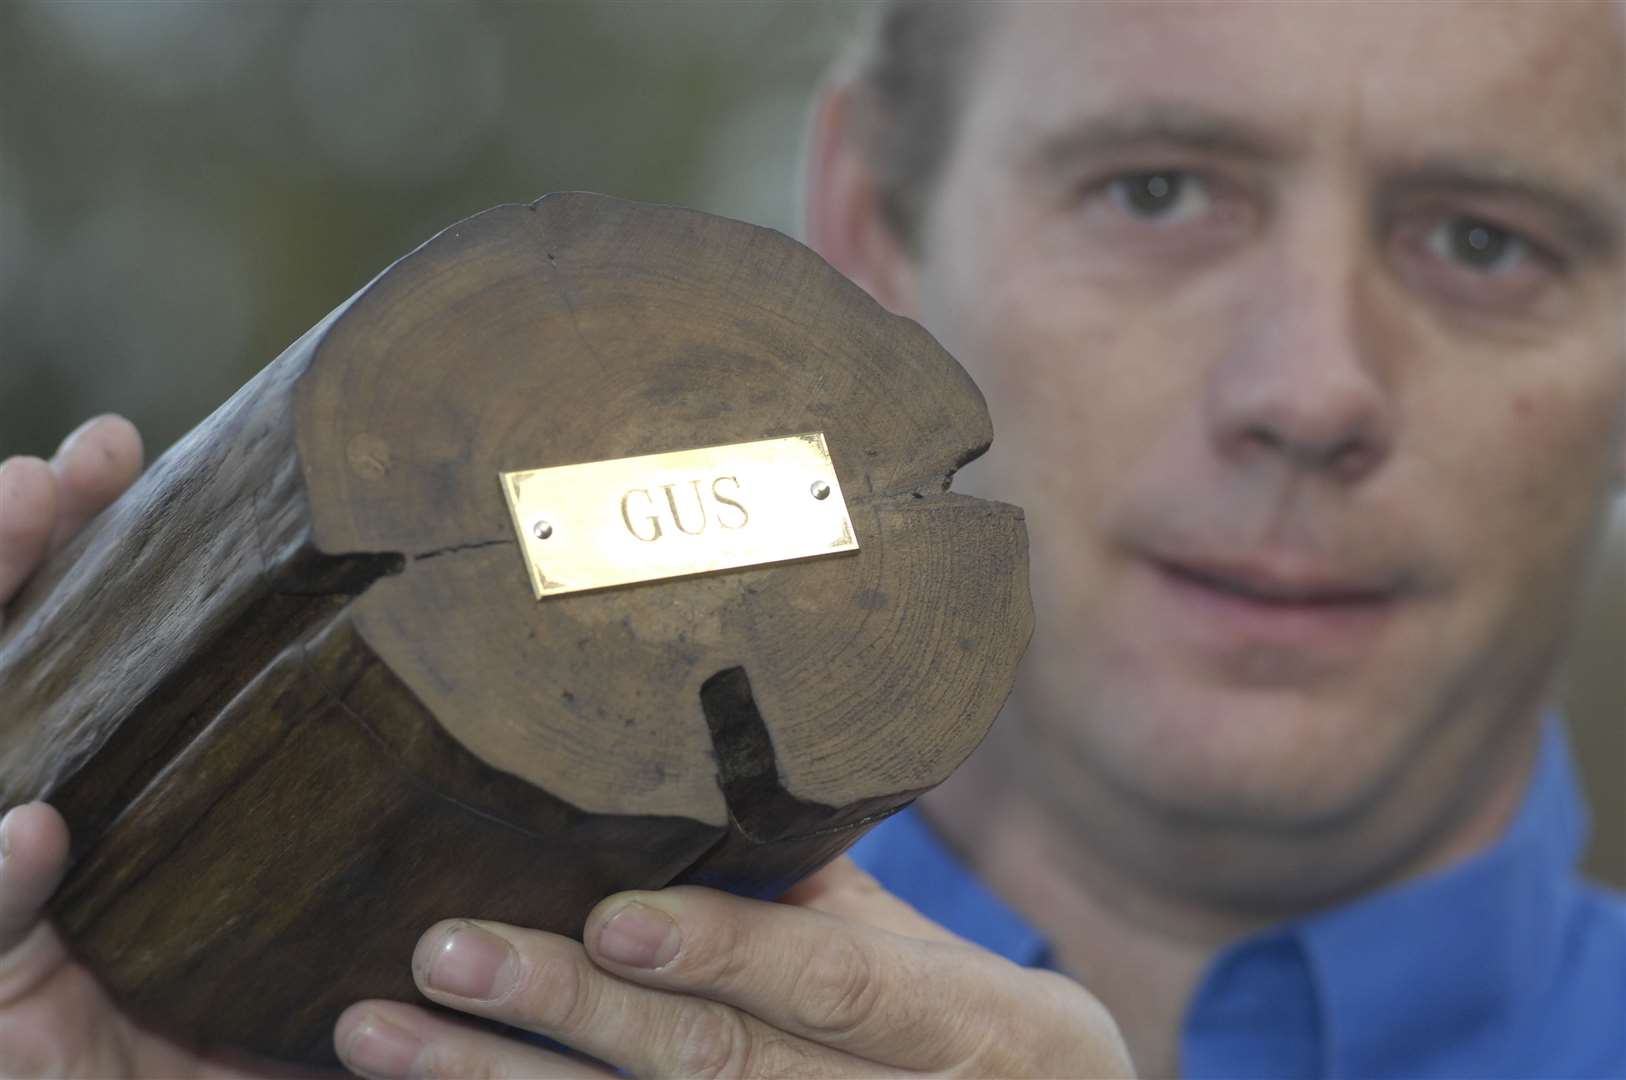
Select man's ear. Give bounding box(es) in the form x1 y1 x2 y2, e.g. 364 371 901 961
802 81 919 318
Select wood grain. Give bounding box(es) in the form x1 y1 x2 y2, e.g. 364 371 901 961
0 193 1031 1063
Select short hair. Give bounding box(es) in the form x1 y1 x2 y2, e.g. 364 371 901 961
846 1 986 254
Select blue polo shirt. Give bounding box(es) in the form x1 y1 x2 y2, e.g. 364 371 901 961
849 721 1626 1078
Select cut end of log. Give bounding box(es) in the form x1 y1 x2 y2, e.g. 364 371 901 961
283 193 1029 831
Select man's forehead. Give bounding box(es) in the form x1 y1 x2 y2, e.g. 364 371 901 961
975 1 1623 192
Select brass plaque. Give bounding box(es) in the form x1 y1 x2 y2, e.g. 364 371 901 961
500 433 859 599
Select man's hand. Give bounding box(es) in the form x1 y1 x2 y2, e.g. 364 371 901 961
334 858 1135 1078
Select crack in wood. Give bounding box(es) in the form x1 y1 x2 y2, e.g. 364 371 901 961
699 666 835 845
411 538 515 562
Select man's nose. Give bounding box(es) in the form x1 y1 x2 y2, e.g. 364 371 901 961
1204 228 1396 486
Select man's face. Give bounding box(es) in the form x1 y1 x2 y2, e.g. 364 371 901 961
904 2 1624 890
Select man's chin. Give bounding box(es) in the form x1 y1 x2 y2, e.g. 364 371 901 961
1075 687 1411 835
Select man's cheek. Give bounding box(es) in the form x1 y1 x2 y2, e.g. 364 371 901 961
1483 379 1622 559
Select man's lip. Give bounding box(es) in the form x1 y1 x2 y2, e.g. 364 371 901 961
1129 546 1417 670
1148 553 1405 606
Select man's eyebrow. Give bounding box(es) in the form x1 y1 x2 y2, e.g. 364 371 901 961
1029 106 1291 173
1381 161 1623 258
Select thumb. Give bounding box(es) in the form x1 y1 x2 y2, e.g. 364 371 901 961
778 855 964 945
0 803 72 1003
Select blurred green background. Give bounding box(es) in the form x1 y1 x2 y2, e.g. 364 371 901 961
0 1 1620 886
0 0 858 458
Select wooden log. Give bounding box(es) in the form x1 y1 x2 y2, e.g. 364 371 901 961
0 193 1031 1064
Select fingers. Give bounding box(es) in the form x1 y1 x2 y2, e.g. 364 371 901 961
48 414 143 551
0 456 56 616
394 885 1129 1078
591 887 1134 1076
777 856 964 944
0 415 142 626
405 920 896 1079
581 887 1013 1072
0 803 72 1008
0 804 69 956
335 999 609 1080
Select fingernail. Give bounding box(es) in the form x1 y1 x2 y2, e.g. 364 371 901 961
425 924 515 1000
0 808 13 860
343 1013 422 1079
596 901 681 969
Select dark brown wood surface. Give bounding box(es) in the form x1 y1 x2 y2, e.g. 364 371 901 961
0 193 1031 1064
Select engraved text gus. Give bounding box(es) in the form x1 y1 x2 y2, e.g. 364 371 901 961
620 476 749 541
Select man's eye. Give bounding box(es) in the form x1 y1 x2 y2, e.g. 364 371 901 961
1106 171 1209 222
1427 217 1530 273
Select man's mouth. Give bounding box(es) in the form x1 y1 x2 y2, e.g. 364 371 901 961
1137 549 1411 664
1153 557 1399 608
